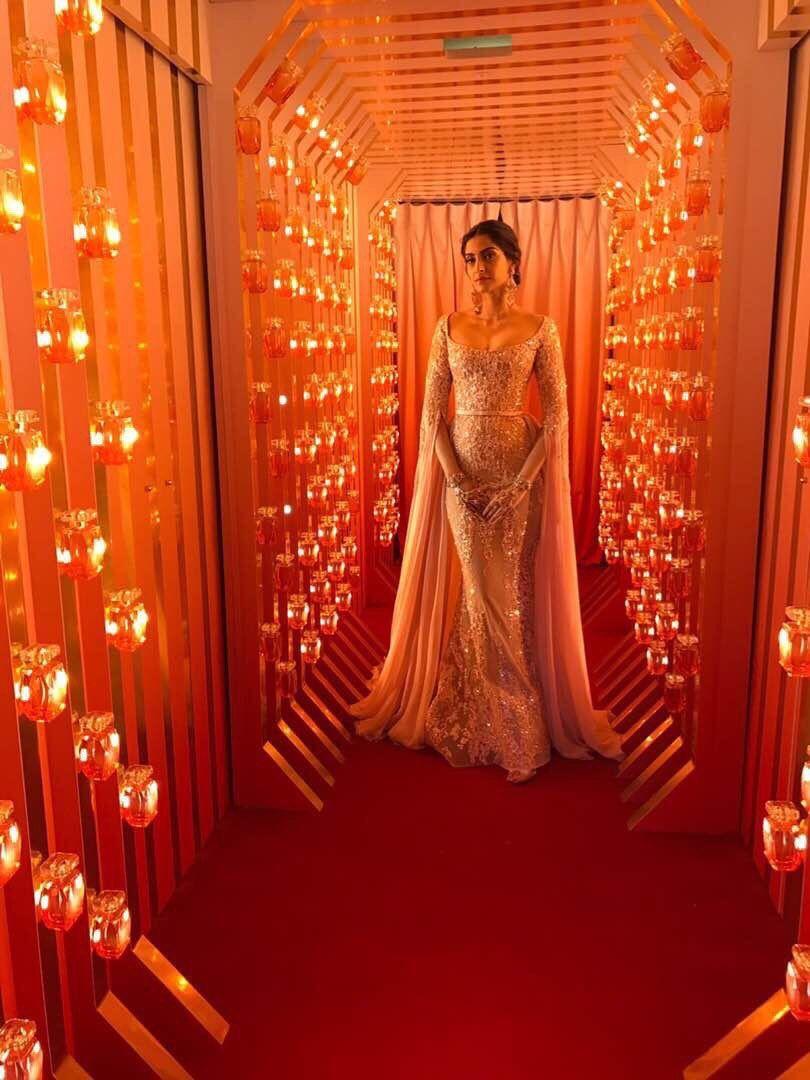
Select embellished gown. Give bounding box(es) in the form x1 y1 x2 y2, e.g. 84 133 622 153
347 313 623 774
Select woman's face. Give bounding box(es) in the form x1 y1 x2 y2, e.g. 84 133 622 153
463 235 513 294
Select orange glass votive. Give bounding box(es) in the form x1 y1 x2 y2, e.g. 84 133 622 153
661 32 703 80
104 587 149 651
700 82 730 134
241 249 268 293
73 711 120 781
16 644 68 723
118 764 158 827
673 634 700 677
646 640 669 677
55 0 103 34
35 288 89 364
669 557 693 599
277 659 298 699
762 802 804 873
55 508 107 580
274 553 296 593
263 316 287 359
255 505 278 546
260 621 281 662
256 190 281 233
90 400 139 465
287 593 310 630
13 39 67 125
236 106 261 154
681 510 706 553
694 235 721 283
681 306 704 351
74 186 120 258
88 888 131 959
249 382 272 424
778 607 810 678
34 852 84 930
266 57 303 105
663 672 687 714
685 171 711 217
301 629 322 664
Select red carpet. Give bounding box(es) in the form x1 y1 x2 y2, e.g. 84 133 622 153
149 735 799 1078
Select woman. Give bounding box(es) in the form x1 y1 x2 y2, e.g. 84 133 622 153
348 219 623 782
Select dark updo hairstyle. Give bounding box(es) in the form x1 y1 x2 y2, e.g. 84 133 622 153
460 219 522 285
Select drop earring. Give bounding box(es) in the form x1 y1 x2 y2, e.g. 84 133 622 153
505 270 518 311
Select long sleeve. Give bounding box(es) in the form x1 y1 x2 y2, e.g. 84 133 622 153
419 317 452 455
532 316 567 436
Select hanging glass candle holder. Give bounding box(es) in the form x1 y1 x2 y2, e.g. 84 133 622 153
74 186 121 258
34 852 84 930
778 607 810 678
309 569 331 604
673 634 700 677
35 288 90 365
242 248 268 293
646 640 669 677
262 316 287 360
661 32 703 80
786 946 810 1020
319 603 339 636
700 81 730 134
267 136 293 177
624 589 643 621
55 0 104 34
294 427 317 463
634 610 656 643
255 506 278 547
15 645 68 722
0 410 52 490
762 802 804 872
307 218 325 254
663 672 687 714
256 189 281 234
0 801 22 887
346 157 368 185
669 557 693 599
678 118 704 157
287 593 310 630
694 235 721 283
274 551 296 592
13 38 67 125
249 382 272 424
654 601 680 642
283 206 307 246
658 491 685 532
266 56 303 105
325 545 346 584
259 621 281 663
269 437 292 477
0 147 24 234
297 531 320 567
0 1019 44 1079
273 259 298 299
73 711 120 781
276 659 298 698
338 240 355 270
301 627 322 664
87 888 131 959
293 92 326 132
236 104 261 154
335 582 352 613
90 400 139 465
681 307 704 351
802 748 810 810
118 764 158 827
104 586 149 652
658 312 682 352
55 508 106 580
688 373 714 421
685 170 711 217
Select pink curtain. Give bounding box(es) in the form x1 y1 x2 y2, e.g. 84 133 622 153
395 197 608 563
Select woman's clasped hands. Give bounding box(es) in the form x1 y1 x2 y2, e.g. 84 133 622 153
447 469 537 525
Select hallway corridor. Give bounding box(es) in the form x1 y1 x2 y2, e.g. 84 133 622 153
149 735 802 1078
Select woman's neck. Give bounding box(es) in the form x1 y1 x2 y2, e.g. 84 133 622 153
476 286 511 323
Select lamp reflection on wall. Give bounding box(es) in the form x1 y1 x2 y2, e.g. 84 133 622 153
118 764 159 827
0 146 24 233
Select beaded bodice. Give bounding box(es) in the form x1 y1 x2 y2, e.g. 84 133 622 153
418 313 568 450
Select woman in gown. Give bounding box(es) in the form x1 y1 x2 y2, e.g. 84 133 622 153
347 219 623 783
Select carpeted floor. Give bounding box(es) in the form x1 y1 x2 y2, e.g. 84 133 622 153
150 733 799 1079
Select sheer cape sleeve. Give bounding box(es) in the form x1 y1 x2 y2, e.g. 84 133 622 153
346 316 460 747
530 317 624 760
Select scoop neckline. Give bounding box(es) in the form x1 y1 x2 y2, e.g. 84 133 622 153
445 313 546 352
